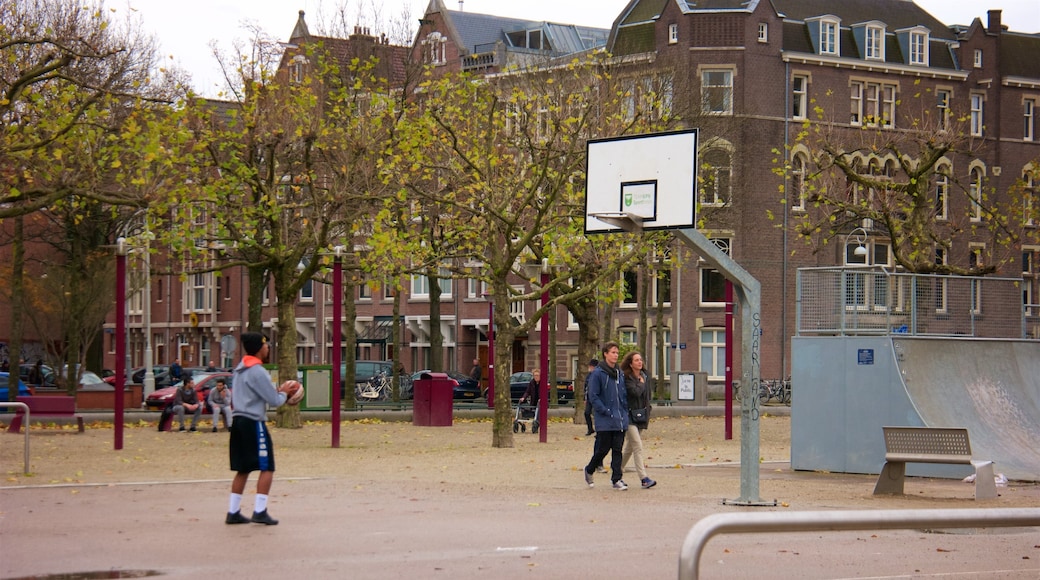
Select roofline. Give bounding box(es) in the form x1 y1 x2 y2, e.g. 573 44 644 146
782 51 969 81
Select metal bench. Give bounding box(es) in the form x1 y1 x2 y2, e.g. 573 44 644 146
6 395 85 433
873 426 996 500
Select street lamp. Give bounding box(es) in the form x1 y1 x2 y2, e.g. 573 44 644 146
114 238 128 451
844 226 870 262
331 246 345 448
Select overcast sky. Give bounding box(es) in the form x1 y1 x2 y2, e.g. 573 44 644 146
123 0 1040 97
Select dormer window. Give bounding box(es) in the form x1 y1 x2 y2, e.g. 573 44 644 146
757 23 768 43
808 16 841 56
865 25 884 60
669 23 678 44
974 49 983 68
289 55 307 84
909 31 928 65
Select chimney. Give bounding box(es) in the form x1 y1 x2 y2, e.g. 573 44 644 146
987 10 1002 34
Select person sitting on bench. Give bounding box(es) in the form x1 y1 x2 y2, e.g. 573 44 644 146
172 374 202 432
208 378 232 432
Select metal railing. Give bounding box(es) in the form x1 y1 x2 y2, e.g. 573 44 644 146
679 508 1040 580
0 402 30 474
797 267 1034 339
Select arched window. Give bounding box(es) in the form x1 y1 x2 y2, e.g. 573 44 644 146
791 153 808 210
969 166 984 221
700 149 731 205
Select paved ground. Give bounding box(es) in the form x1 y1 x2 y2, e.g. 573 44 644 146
1 406 1038 579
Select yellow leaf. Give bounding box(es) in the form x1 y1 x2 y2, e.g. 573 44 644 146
111 159 122 168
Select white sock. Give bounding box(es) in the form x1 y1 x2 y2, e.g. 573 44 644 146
229 493 242 514
254 494 268 513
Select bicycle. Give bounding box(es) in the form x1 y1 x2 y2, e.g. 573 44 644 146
356 372 392 401
758 377 791 405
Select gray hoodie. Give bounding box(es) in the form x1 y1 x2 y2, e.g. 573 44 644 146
230 358 286 421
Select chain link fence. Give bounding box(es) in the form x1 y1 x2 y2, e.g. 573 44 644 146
797 267 1036 339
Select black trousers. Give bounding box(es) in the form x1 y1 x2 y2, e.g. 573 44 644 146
586 430 625 483
583 403 594 433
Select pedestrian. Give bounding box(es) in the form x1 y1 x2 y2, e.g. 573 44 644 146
582 358 598 436
208 377 232 432
518 368 540 408
225 332 294 526
620 352 656 489
172 374 202 432
28 359 44 387
470 358 482 383
583 342 629 490
170 358 182 381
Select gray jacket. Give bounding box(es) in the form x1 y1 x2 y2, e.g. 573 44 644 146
231 359 285 421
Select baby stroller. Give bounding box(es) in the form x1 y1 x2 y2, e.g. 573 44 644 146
513 401 539 433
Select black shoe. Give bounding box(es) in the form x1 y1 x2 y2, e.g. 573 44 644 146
585 431 594 436
189 427 197 432
179 426 186 432
211 427 218 433
225 511 250 525
251 510 278 525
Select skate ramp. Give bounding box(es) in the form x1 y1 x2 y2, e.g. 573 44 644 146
791 337 1040 482
893 338 1040 481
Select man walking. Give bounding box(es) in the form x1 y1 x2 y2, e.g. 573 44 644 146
583 342 629 490
225 333 294 525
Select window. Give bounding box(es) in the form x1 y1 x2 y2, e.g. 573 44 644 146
850 80 896 127
668 23 678 44
300 278 313 302
700 238 731 306
1025 170 1037 227
619 328 637 345
189 272 211 312
701 69 733 115
843 237 892 311
652 270 671 307
1025 99 1036 141
973 49 983 68
358 283 372 300
865 26 884 60
425 32 447 65
622 270 638 306
410 271 452 299
970 167 984 221
792 75 808 119
699 149 731 205
934 248 947 312
934 163 949 220
791 153 808 210
466 278 486 299
699 328 725 381
820 20 838 55
970 93 984 136
288 55 307 84
969 246 984 314
1024 247 1038 316
910 31 928 65
757 22 768 43
936 89 951 131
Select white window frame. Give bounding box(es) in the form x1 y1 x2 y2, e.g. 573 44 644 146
970 93 984 137
970 166 984 222
668 23 678 44
1024 246 1038 316
843 238 892 311
934 163 950 221
699 328 726 381
621 270 638 308
1025 98 1036 141
851 80 896 128
792 74 809 120
820 20 838 55
410 270 453 300
968 245 984 315
791 153 808 211
936 88 951 131
865 25 884 61
910 31 928 65
1024 169 1037 227
699 148 732 206
651 269 671 308
973 49 983 68
757 22 768 43
619 328 637 345
700 68 733 115
700 238 731 307
299 278 314 303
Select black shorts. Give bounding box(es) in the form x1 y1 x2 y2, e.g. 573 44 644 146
229 416 276 473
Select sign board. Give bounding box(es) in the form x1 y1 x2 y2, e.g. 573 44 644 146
678 373 695 400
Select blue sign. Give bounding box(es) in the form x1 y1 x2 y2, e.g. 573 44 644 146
857 349 874 365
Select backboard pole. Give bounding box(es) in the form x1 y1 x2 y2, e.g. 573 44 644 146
673 228 774 507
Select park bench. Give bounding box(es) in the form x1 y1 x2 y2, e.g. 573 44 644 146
6 395 84 433
873 426 996 500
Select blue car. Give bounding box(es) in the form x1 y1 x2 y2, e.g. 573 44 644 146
0 372 32 401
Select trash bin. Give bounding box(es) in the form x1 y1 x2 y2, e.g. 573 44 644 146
413 372 453 427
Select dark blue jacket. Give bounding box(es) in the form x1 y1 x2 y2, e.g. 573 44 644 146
587 361 628 432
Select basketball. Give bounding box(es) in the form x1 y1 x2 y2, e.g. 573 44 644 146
282 380 304 405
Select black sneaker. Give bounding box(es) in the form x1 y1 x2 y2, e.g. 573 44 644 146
641 477 657 489
225 511 250 525
584 469 594 488
178 426 185 432
189 427 197 432
211 427 218 433
612 480 629 491
251 510 279 525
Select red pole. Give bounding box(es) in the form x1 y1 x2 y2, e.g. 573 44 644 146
114 241 126 450
724 280 734 440
331 250 343 448
539 271 549 443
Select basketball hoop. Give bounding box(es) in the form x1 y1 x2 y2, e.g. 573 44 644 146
588 212 644 233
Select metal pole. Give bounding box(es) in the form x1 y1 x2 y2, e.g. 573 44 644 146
487 300 495 409
724 280 733 440
679 508 1040 580
114 238 127 451
331 247 344 448
539 265 549 443
143 224 154 398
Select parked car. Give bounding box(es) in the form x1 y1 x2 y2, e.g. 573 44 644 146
19 363 57 388
131 365 173 389
73 370 110 391
0 372 32 400
507 372 574 404
20 364 115 391
144 372 231 411
409 370 482 401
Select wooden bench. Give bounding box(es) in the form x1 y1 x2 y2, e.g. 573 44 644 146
6 395 85 433
873 426 996 500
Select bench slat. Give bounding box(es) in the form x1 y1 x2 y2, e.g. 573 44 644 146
874 426 995 500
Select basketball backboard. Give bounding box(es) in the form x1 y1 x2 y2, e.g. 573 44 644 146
584 129 699 234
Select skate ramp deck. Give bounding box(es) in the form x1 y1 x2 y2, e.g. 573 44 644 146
792 337 1040 482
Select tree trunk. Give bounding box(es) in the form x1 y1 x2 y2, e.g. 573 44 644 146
273 265 301 429
654 267 667 399
429 268 443 372
490 285 515 448
7 216 24 401
246 265 267 333
638 264 650 358
343 263 358 409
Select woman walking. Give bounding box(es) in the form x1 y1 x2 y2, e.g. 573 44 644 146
620 352 656 489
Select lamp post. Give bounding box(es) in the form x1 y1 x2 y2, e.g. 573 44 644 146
142 224 154 399
114 238 128 451
538 258 549 444
486 296 495 410
331 246 344 448
844 227 870 262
